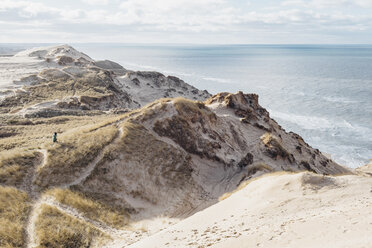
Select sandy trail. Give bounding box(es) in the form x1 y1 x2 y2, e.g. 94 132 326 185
41 196 128 237
25 149 47 248
26 200 43 248
25 195 131 248
25 125 124 248
20 149 47 199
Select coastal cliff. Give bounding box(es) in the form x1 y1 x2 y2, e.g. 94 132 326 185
1 45 370 248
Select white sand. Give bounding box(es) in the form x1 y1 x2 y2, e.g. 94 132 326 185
126 172 372 248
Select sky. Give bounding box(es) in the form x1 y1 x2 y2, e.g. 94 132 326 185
1 0 372 44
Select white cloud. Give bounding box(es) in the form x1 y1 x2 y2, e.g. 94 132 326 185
354 0 372 7
282 0 372 8
0 0 371 43
115 0 238 31
80 0 110 6
0 1 56 13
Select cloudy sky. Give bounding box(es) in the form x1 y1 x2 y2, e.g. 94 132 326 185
1 0 372 44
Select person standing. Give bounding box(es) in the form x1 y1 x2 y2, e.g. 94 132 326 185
53 132 57 143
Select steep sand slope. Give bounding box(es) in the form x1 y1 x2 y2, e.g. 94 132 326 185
128 172 372 248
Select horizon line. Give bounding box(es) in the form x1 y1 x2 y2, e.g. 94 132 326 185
1 42 372 46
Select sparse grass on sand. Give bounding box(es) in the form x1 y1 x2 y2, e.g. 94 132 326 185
46 188 129 228
0 186 30 247
35 204 107 248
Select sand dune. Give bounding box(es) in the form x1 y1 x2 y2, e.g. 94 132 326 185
0 45 210 116
1 45 367 247
127 172 372 248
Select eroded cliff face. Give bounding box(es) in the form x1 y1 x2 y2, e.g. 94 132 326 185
151 92 348 177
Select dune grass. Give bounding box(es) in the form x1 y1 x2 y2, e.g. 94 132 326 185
1 69 118 111
260 132 282 149
79 119 193 207
0 112 131 189
46 188 129 228
260 132 292 160
173 97 216 122
0 186 30 247
0 114 117 151
0 149 39 187
35 122 119 188
118 121 192 184
35 205 107 248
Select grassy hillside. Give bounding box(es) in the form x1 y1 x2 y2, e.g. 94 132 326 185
46 188 129 228
0 186 30 247
35 205 107 248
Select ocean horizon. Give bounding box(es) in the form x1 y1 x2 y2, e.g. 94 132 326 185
1 43 371 168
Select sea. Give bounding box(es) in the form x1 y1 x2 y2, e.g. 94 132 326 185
1 43 371 168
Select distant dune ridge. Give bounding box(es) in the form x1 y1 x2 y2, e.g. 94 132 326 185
0 44 210 117
0 45 370 248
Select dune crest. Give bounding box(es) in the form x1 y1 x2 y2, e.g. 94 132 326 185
127 172 372 248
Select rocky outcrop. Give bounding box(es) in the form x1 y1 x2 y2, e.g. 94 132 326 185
148 93 349 176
